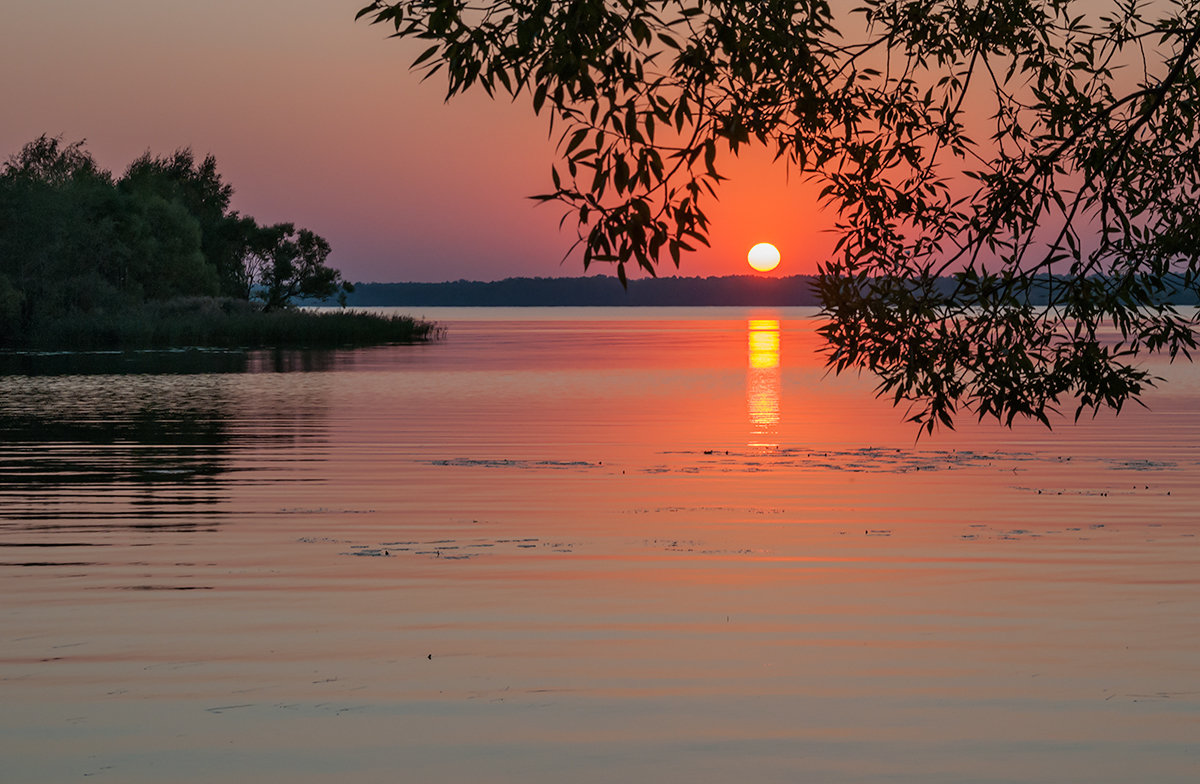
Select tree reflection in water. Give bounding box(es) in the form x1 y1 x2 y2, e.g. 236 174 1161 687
0 349 338 532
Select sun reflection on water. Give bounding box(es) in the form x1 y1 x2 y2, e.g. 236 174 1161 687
747 319 781 447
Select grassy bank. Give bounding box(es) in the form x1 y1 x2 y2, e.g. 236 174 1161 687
6 297 441 350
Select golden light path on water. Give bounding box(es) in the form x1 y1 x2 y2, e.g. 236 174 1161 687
747 318 781 447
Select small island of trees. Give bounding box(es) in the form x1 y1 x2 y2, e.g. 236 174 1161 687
0 135 436 349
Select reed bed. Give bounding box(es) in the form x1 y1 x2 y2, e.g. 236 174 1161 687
10 298 441 349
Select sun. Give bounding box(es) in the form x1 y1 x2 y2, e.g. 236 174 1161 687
747 242 781 272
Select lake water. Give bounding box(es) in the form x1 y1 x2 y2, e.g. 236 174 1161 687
2 307 1198 783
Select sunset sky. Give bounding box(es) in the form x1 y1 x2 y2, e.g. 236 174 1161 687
0 1 833 283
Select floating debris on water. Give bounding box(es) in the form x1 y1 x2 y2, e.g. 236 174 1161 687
428 458 602 470
1108 459 1177 471
314 535 577 561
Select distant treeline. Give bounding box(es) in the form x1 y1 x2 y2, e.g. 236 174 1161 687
347 275 824 306
347 273 1200 308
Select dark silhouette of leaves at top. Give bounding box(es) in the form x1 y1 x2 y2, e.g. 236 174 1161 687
359 0 1200 431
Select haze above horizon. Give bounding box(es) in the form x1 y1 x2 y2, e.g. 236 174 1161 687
0 2 832 284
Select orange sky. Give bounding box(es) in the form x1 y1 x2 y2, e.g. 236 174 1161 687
0 1 834 283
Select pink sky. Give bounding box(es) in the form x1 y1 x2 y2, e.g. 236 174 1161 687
0 1 833 283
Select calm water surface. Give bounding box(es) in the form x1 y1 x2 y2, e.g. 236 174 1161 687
2 307 1198 783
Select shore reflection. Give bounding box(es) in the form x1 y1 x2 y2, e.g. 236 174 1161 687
0 357 335 529
747 319 781 447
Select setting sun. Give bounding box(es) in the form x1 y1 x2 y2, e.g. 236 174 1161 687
747 242 781 272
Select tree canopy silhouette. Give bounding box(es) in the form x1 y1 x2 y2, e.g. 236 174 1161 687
358 0 1200 430
0 136 354 342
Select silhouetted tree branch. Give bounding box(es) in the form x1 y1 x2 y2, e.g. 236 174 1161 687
359 0 1200 431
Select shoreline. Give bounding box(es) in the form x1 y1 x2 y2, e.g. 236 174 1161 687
1 297 442 352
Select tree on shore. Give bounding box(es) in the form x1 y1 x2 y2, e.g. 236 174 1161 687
247 223 354 311
120 149 256 298
0 135 352 340
358 0 1200 430
0 136 132 327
